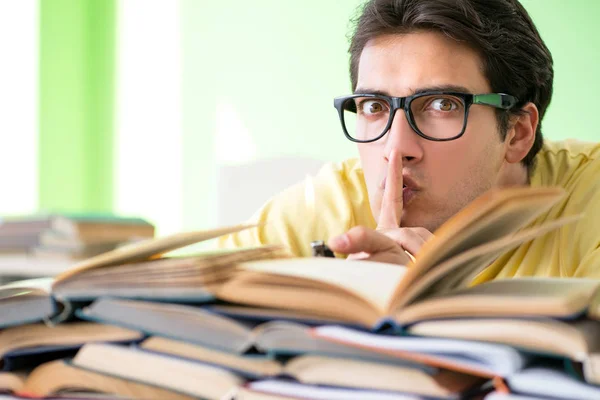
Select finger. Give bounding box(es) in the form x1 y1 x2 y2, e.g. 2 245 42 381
347 249 411 265
410 227 435 242
377 149 403 230
346 251 370 260
328 226 397 255
377 228 429 257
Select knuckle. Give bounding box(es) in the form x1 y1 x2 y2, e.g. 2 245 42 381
383 228 408 241
350 226 370 241
413 227 434 239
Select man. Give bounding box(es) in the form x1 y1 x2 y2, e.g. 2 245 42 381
218 0 600 282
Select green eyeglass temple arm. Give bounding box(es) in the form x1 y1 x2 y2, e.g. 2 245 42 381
473 93 518 109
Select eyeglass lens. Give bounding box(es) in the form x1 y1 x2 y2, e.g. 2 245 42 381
342 94 466 141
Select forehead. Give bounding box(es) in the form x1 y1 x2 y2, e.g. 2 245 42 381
357 31 491 95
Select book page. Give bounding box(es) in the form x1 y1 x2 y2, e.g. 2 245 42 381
312 326 526 377
238 258 406 314
584 353 600 386
80 298 254 353
141 336 282 377
392 215 582 309
395 277 600 325
54 224 257 283
0 372 24 393
23 360 194 400
73 343 243 399
401 187 565 291
246 379 419 400
283 355 470 398
407 318 600 361
507 368 600 399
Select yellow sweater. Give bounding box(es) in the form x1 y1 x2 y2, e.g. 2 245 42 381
217 140 600 282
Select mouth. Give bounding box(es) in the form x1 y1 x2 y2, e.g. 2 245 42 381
381 177 419 191
402 185 417 205
380 177 419 205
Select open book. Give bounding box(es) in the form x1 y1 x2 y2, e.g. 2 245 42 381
71 343 245 400
215 186 586 328
0 322 142 371
0 224 286 328
0 359 195 400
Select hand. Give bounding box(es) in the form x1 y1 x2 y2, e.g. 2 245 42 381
328 150 433 265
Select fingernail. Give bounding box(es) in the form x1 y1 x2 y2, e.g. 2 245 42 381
329 234 349 250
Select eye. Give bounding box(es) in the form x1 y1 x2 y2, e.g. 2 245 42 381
429 97 459 112
359 99 388 116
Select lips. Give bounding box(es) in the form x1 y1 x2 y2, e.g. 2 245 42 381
380 175 419 206
402 185 417 204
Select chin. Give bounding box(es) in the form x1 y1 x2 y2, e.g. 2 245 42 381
401 212 442 233
400 215 427 230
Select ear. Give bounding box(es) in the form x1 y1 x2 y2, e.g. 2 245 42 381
504 102 539 164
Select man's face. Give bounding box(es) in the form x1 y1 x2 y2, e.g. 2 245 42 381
356 31 509 232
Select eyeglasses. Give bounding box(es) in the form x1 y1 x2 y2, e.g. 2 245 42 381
333 91 518 143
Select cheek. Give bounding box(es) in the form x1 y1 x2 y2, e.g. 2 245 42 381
426 131 501 187
431 125 504 189
425 145 464 186
357 144 381 185
357 144 385 210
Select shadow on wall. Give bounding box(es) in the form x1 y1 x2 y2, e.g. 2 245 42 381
217 157 325 226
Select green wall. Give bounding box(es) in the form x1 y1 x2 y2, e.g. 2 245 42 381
39 0 115 213
521 0 600 141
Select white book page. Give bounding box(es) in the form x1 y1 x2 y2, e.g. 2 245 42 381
248 379 420 400
0 277 54 294
314 326 525 376
507 368 600 400
485 393 544 400
239 258 406 313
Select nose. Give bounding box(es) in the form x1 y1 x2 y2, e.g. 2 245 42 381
383 109 424 164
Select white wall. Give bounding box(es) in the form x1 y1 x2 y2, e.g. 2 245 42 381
0 0 38 216
115 0 184 236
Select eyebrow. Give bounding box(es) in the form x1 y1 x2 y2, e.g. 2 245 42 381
354 84 474 96
353 88 390 96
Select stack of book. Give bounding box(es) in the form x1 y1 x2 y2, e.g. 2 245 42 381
0 187 599 400
0 213 154 260
0 214 154 278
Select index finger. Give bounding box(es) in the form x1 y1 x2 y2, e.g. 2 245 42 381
377 149 403 229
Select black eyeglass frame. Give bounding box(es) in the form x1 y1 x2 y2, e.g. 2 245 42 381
333 91 519 143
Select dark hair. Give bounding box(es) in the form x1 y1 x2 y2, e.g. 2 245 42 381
348 0 553 170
